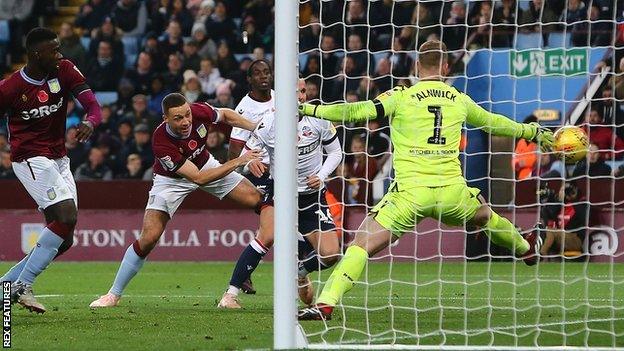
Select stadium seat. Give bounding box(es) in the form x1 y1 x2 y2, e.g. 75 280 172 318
0 20 9 43
515 33 543 49
80 37 91 51
547 32 572 48
298 53 308 71
125 54 137 69
95 91 119 106
121 36 139 56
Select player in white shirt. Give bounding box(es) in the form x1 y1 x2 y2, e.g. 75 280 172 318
219 79 343 308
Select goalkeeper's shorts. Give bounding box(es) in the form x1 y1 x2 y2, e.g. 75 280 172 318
370 182 482 237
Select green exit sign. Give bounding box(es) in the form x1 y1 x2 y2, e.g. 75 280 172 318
510 48 587 77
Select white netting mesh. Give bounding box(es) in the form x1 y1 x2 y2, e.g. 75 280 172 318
297 0 624 349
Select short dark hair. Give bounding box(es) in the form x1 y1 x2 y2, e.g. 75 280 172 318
25 27 57 51
247 59 271 77
161 93 187 115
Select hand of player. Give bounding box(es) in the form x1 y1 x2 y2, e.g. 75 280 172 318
306 175 322 189
76 121 94 143
238 149 262 167
299 103 316 117
248 159 266 178
528 122 554 152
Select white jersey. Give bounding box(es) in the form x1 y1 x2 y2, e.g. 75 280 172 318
230 90 274 164
245 114 339 194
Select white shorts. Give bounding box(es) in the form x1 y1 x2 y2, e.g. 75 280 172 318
146 157 244 217
12 156 77 211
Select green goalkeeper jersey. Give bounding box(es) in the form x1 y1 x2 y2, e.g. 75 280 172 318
302 80 539 187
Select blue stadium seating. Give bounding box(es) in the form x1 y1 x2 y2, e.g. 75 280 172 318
515 33 544 49
121 36 139 56
80 37 91 51
0 20 9 43
95 91 119 106
547 32 573 48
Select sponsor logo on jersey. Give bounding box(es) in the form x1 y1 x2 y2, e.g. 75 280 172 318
47 78 61 93
37 90 48 103
196 124 207 138
159 155 176 171
298 139 320 155
20 97 64 120
188 144 205 161
21 223 44 254
188 139 198 150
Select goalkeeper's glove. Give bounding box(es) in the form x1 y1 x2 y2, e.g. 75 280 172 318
299 103 317 117
524 122 554 152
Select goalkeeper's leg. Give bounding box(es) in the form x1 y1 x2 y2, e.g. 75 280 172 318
90 209 169 308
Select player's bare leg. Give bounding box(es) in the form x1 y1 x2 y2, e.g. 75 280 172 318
220 179 272 308
298 229 341 306
470 195 541 266
7 199 77 314
299 215 397 320
90 210 169 308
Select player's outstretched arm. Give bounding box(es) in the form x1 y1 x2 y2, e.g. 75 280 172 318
176 150 262 185
220 108 257 131
464 95 554 151
300 101 382 123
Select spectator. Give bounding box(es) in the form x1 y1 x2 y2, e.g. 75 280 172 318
346 135 378 207
518 0 558 33
400 3 439 48
158 20 184 58
182 41 201 72
207 130 227 163
148 75 170 115
93 105 117 142
74 147 114 181
65 99 82 129
142 32 166 71
343 0 368 43
163 53 184 89
237 16 264 53
167 0 194 36
229 57 252 100
197 58 224 98
195 0 215 23
346 33 375 76
572 144 612 177
117 153 145 179
85 41 124 91
368 0 394 50
191 22 217 60
389 37 413 78
443 1 467 52
305 80 320 103
533 152 566 179
216 41 238 79
360 119 392 169
88 17 125 65
615 164 624 178
493 0 522 46
65 126 88 173
116 118 134 153
301 54 321 85
573 4 612 47
58 22 87 71
299 14 321 52
607 57 624 101
252 47 265 61
539 182 588 257
356 76 379 101
513 115 539 180
319 35 341 102
124 94 160 132
182 70 210 103
205 0 237 47
75 0 113 34
241 0 273 35
0 148 16 179
583 107 624 160
124 51 154 95
563 0 585 25
0 133 7 151
373 58 393 93
114 78 136 119
112 0 148 37
209 82 235 108
120 123 154 171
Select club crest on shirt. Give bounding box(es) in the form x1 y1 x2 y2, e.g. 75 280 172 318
188 139 198 150
197 124 207 138
301 125 313 137
47 78 61 93
37 90 49 103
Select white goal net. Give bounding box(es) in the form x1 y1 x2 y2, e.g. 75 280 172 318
294 0 624 349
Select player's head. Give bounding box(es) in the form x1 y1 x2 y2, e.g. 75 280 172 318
162 93 192 137
25 27 62 73
297 78 307 103
247 59 272 93
417 39 449 78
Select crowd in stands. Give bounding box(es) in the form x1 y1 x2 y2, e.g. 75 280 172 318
0 0 623 208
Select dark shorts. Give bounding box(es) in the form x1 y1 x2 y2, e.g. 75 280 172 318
298 189 336 235
247 172 274 214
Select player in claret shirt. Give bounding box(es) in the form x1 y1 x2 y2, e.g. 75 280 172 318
89 93 264 308
0 28 102 314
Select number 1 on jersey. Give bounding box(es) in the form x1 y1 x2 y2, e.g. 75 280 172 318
427 105 446 145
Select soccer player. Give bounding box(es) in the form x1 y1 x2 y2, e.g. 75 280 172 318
226 59 275 295
297 40 555 320
218 79 343 308
89 93 263 307
0 28 102 313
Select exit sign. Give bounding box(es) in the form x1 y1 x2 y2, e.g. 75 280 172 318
510 48 587 77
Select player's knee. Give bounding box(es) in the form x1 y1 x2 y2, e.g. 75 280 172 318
472 206 491 228
57 209 78 228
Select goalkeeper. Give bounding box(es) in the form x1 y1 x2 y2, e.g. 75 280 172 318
298 39 554 321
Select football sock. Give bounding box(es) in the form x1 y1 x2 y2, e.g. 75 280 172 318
483 211 530 256
17 227 64 285
1 253 31 283
298 251 329 278
110 241 147 296
317 245 368 307
228 239 268 295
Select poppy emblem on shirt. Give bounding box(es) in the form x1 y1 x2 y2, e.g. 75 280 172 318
188 139 198 150
37 90 48 103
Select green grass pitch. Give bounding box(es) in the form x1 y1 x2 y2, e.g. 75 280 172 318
2 261 623 350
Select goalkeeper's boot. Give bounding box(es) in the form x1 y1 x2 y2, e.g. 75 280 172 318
11 281 46 314
298 275 314 306
521 222 544 266
241 278 256 295
217 292 242 309
298 303 333 321
89 292 121 308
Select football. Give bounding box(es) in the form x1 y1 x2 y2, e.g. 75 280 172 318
552 126 589 164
